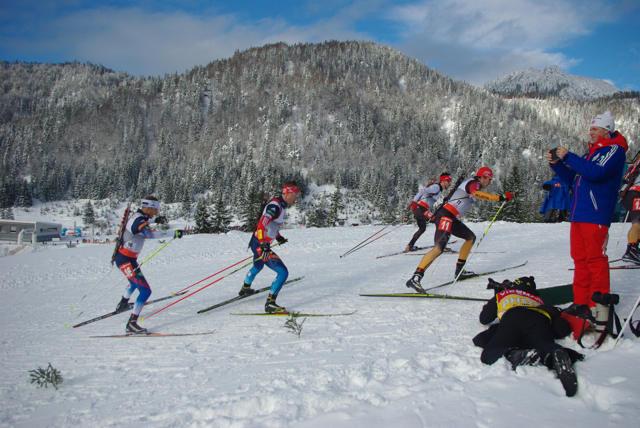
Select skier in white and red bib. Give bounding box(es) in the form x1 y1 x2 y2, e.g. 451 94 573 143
405 167 513 292
114 196 184 333
406 173 452 252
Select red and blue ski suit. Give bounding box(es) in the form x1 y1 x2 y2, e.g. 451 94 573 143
244 196 289 296
116 210 173 316
551 132 628 307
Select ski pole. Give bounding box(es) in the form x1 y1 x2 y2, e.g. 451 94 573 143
175 255 253 294
142 257 255 321
341 212 410 258
613 290 640 348
141 241 284 321
175 240 283 294
610 211 630 260
343 222 409 257
440 201 506 303
340 226 390 258
70 265 117 310
62 237 175 327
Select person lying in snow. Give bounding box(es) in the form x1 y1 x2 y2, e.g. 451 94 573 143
473 276 584 397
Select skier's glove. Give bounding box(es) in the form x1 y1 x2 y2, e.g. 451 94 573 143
410 202 418 211
174 230 185 239
499 192 514 202
276 235 288 245
258 242 272 261
154 216 168 225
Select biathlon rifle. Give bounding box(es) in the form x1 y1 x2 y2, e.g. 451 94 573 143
111 203 131 265
430 153 483 218
247 192 270 250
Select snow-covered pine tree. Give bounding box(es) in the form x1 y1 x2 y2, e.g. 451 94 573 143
210 196 232 234
326 182 344 227
241 187 267 232
498 165 526 223
193 199 212 234
83 201 95 226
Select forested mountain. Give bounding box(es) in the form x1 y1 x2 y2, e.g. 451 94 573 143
0 41 638 224
484 65 622 101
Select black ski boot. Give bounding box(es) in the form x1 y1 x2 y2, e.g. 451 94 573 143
405 245 418 252
126 314 148 334
115 296 130 313
265 295 287 314
239 282 257 297
622 243 640 265
552 348 578 397
455 261 476 280
505 348 541 370
563 303 593 320
406 268 425 293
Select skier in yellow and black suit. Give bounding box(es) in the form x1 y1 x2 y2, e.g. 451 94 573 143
474 276 583 397
405 167 512 292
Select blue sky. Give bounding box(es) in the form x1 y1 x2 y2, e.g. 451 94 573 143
1 0 639 90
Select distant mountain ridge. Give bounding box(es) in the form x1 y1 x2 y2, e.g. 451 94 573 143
483 65 620 101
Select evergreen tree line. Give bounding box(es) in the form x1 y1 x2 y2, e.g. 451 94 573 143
0 43 637 226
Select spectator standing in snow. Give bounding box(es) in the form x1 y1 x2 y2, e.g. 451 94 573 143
546 111 628 333
540 176 570 222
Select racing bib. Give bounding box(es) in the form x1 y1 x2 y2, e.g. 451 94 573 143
438 217 452 232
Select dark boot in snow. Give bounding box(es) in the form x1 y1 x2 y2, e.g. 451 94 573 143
115 297 129 313
239 283 257 297
406 268 425 293
126 314 148 334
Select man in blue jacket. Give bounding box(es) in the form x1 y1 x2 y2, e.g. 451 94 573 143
546 111 628 333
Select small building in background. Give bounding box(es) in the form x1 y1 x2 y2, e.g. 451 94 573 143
0 220 62 243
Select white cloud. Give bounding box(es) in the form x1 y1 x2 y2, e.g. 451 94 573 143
10 6 369 76
388 0 613 85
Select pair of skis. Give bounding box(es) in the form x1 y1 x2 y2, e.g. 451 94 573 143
361 261 529 301
198 276 355 317
73 291 188 328
376 240 459 259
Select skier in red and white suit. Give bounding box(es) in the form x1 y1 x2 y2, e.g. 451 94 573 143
406 173 452 252
405 167 513 292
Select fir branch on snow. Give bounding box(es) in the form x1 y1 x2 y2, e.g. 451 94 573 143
283 312 306 338
29 363 63 390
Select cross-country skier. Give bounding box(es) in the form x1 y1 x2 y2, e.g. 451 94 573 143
546 111 628 331
406 173 452 251
239 181 300 313
405 167 513 292
473 276 583 397
114 196 184 333
621 170 640 264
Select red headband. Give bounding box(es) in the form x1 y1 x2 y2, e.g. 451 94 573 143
439 175 452 182
283 185 301 194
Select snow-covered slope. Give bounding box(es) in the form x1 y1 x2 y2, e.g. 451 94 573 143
484 65 620 101
1 223 639 427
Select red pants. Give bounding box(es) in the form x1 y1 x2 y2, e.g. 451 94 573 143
570 222 610 307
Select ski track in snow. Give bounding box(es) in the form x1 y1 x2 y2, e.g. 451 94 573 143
1 223 639 427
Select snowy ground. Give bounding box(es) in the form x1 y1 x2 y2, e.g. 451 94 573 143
1 221 639 427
